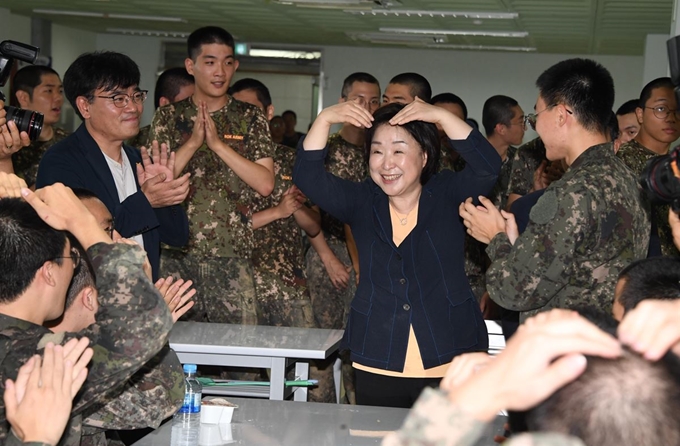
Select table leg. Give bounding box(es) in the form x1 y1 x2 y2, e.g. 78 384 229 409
270 357 286 400
293 361 310 402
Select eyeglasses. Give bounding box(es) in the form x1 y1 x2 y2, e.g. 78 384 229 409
52 247 81 270
645 106 680 120
524 104 573 130
96 90 148 108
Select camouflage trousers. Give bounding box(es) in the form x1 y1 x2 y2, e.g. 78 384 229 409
253 268 336 403
305 239 358 404
160 249 258 325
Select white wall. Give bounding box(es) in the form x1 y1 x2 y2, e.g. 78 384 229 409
643 34 670 86
321 45 644 141
0 10 31 101
95 34 163 127
232 71 317 132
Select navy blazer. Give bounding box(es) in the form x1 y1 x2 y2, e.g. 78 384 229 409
294 129 501 371
36 124 189 281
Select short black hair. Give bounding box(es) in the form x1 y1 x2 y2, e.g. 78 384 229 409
154 67 194 109
482 95 519 137
364 103 440 185
388 73 432 102
12 65 60 102
228 78 272 109
63 51 140 120
608 111 620 142
525 349 680 446
71 188 100 201
282 110 297 120
536 58 614 134
639 77 675 108
187 26 235 60
616 99 640 116
430 93 468 119
64 242 96 311
617 257 680 313
341 72 380 99
0 198 67 302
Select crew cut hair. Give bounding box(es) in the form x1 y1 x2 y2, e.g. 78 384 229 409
341 72 380 98
364 103 440 185
616 99 639 116
63 51 140 120
389 72 432 102
536 58 614 134
12 65 60 101
482 95 519 137
0 198 67 302
228 78 272 109
617 257 680 313
639 77 675 108
154 67 194 109
187 26 235 60
430 93 468 119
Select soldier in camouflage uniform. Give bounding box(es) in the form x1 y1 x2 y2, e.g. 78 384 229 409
616 77 680 258
127 67 194 150
461 59 649 321
148 27 275 325
9 65 70 187
0 178 174 446
506 137 548 209
228 78 337 403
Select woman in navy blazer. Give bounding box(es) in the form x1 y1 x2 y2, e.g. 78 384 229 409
294 100 501 407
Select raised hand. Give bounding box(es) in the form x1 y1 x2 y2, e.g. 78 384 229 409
155 276 197 322
137 141 177 184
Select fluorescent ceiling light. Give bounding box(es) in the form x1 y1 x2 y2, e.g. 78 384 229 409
348 31 447 43
346 9 518 19
428 44 536 52
380 27 528 38
33 9 186 23
106 28 190 38
273 0 398 9
249 49 321 59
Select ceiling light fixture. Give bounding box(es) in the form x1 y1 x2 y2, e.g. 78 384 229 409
345 9 517 19
427 44 536 52
33 9 187 23
106 28 190 38
380 27 528 38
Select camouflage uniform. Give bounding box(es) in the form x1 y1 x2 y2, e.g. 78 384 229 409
306 132 366 330
251 143 314 328
382 387 586 446
79 345 184 445
506 137 546 198
0 243 174 446
126 124 150 149
249 144 335 403
148 96 275 324
464 146 519 302
486 143 649 320
617 139 679 257
305 133 366 405
12 127 69 187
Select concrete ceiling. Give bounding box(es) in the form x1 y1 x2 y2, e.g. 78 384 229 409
2 0 674 55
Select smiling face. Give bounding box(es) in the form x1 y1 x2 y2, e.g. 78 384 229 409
369 124 427 198
17 73 64 126
79 85 142 144
186 43 239 100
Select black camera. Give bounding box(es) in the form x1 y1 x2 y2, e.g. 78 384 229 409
640 36 680 211
0 40 44 141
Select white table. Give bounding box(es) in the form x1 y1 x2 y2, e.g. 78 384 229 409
169 322 344 402
132 397 508 446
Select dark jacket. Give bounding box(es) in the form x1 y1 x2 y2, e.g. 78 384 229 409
294 129 501 371
36 124 188 280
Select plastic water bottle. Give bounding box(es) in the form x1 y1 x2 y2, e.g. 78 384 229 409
171 364 202 446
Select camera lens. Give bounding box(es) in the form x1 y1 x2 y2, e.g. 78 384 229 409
3 106 44 141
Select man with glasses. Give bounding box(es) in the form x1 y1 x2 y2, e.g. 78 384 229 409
460 58 649 320
36 51 190 281
617 77 680 257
